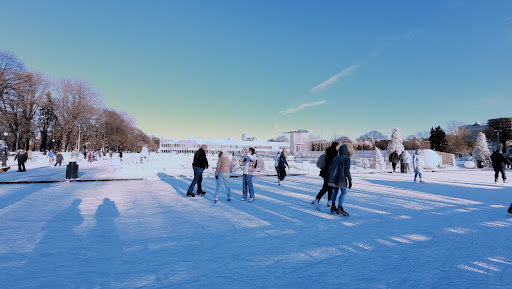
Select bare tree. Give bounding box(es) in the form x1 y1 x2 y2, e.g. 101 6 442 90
54 79 101 151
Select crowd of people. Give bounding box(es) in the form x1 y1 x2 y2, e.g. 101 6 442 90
184 142 512 216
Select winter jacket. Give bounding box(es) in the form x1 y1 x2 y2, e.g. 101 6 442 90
14 152 27 163
320 146 339 179
278 155 289 169
0 149 7 159
389 151 400 164
490 151 512 170
56 153 64 163
47 151 56 158
413 150 424 173
242 153 257 175
192 148 208 169
404 152 412 164
215 156 231 176
327 144 352 188
274 153 280 168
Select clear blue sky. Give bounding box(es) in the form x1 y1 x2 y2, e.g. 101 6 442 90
2 0 511 141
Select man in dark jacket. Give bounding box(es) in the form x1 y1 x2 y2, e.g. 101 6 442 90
490 147 512 183
187 144 209 197
389 150 400 173
311 142 339 209
14 150 27 172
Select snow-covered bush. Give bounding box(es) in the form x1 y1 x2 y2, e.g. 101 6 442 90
371 148 386 170
361 158 370 169
387 128 404 155
472 132 491 166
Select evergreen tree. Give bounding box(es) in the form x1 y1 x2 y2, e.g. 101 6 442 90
472 132 491 164
387 128 404 155
429 126 448 152
371 147 386 170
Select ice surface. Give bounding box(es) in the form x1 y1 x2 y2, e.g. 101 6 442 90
0 153 511 288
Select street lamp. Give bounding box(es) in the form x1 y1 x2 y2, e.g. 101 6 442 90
16 109 22 151
77 124 81 152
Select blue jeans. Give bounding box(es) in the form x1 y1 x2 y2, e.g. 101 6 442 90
331 187 347 206
242 174 254 199
215 173 231 199
188 166 204 193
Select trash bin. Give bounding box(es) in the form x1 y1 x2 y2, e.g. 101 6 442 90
66 161 79 179
477 160 484 168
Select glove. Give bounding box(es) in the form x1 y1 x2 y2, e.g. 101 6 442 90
348 180 352 189
215 175 218 180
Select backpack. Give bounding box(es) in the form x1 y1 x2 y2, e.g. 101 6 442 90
316 153 326 169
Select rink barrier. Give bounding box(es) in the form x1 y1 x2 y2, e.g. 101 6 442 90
0 178 144 184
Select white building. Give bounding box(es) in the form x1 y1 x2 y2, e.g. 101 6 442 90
286 129 311 155
159 136 289 154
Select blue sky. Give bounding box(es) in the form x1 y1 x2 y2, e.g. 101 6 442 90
2 0 511 141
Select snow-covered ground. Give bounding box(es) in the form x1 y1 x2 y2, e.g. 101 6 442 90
0 154 511 288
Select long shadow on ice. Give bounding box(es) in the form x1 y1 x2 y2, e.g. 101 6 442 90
0 183 50 210
1 199 85 288
157 172 189 197
362 178 509 205
78 198 122 288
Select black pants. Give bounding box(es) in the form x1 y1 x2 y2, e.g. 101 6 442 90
392 163 397 172
18 162 26 172
400 163 406 173
275 167 280 180
316 178 333 201
278 167 286 181
494 168 506 181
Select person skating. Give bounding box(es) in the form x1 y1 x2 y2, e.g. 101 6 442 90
311 142 339 210
47 149 56 166
403 150 412 174
328 143 353 216
490 146 512 183
277 150 289 186
413 150 424 183
274 150 281 183
214 149 232 203
389 150 400 173
187 144 209 197
508 203 512 215
14 149 27 172
54 152 64 166
241 147 257 202
1 147 8 167
399 151 407 173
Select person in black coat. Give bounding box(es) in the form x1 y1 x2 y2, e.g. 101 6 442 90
328 143 353 216
389 150 400 173
187 144 209 197
14 150 28 172
277 150 289 185
490 147 512 183
311 142 339 209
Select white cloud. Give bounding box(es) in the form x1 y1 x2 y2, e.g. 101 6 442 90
309 64 360 94
279 100 326 115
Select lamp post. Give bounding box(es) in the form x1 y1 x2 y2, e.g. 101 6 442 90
16 109 22 151
77 124 81 152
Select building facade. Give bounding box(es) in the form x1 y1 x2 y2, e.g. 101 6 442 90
158 137 289 154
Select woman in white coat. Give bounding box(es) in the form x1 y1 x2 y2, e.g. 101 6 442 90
413 150 424 183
